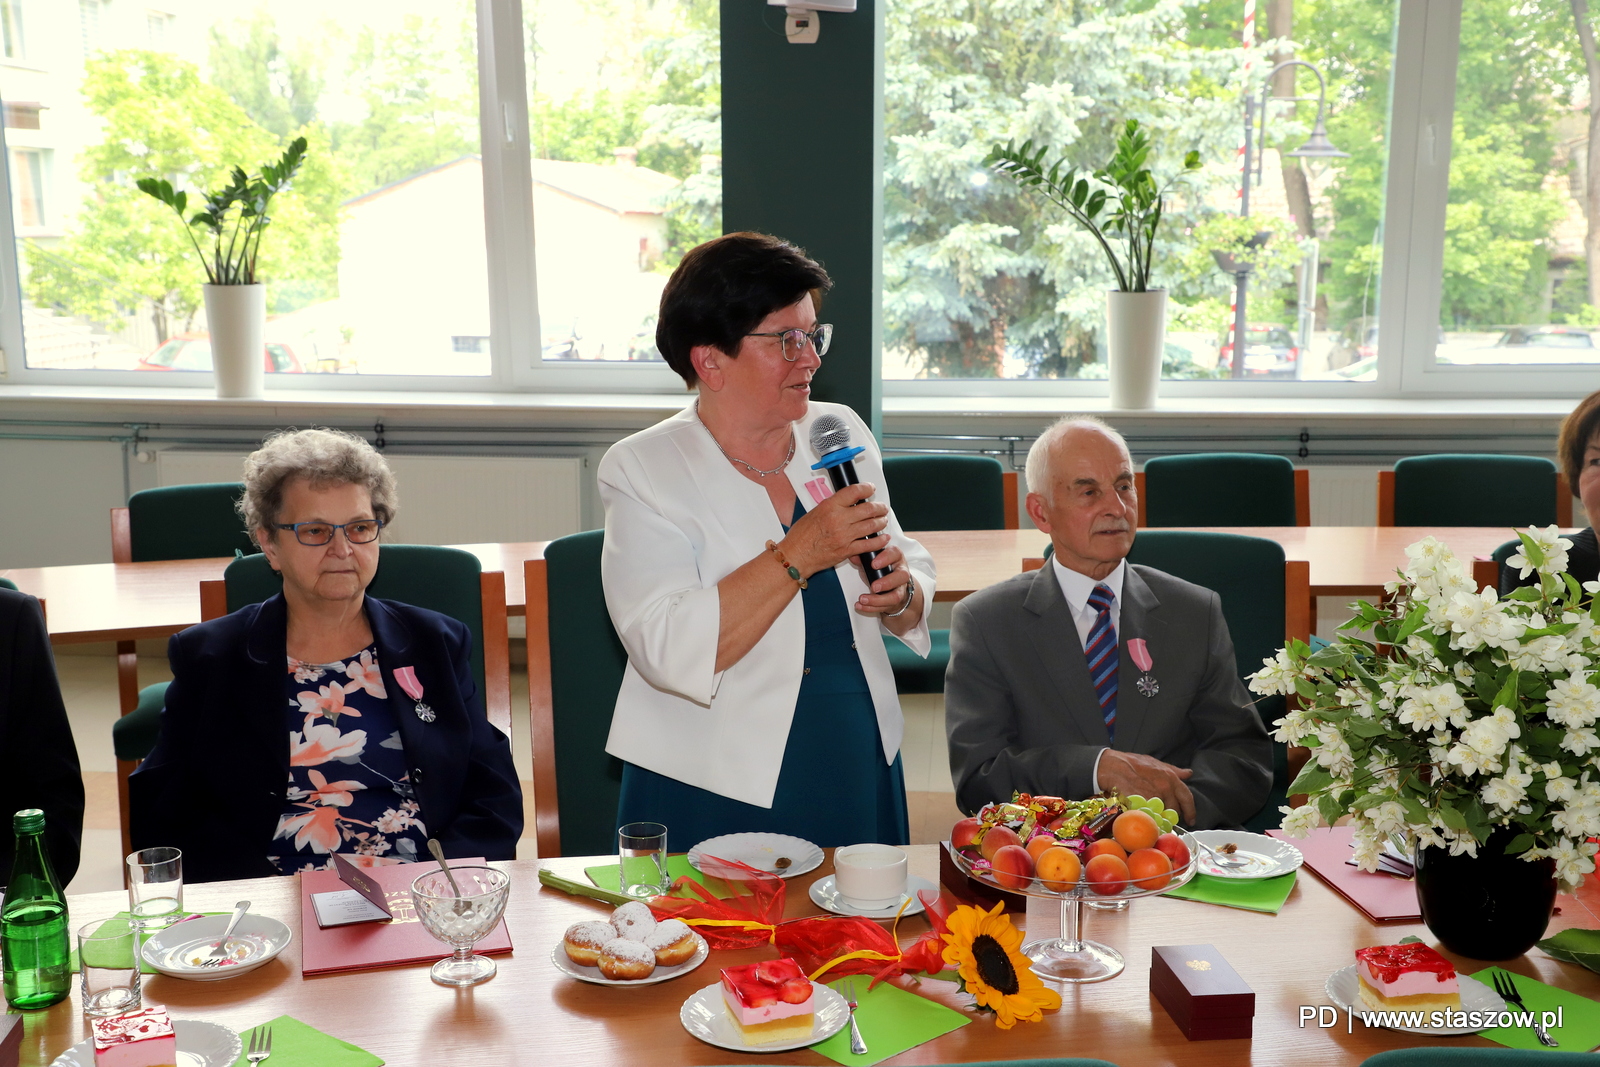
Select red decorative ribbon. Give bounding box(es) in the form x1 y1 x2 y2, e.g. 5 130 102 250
1127 638 1153 672
393 666 424 701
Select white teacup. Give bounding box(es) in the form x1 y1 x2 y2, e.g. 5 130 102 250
833 844 908 909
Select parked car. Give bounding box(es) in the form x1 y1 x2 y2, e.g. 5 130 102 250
1493 326 1595 350
138 333 304 373
1217 323 1298 379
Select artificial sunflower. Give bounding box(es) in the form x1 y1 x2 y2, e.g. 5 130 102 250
940 901 1061 1028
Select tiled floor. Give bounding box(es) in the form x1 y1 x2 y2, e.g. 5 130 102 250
54 649 962 896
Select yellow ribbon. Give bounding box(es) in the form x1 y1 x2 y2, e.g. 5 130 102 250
804 892 918 982
679 917 778 943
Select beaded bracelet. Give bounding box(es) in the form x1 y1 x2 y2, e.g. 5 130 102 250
765 540 807 589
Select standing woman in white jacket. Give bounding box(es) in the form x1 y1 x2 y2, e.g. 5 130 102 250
598 232 937 850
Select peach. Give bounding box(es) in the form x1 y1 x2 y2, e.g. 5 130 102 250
951 817 983 851
1155 832 1190 871
1127 848 1173 890
1084 838 1127 863
979 825 1023 862
989 844 1035 890
1026 834 1060 862
1035 846 1082 892
1112 809 1160 853
1085 854 1130 895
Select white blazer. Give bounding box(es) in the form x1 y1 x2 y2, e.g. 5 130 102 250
598 400 937 808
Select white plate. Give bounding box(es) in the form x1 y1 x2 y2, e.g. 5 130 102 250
1326 964 1505 1035
551 931 709 985
809 875 937 919
52 1019 242 1067
687 833 823 879
139 913 292 981
1189 830 1304 880
680 981 848 1053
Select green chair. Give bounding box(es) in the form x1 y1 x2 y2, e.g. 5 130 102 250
880 455 1017 695
1363 1049 1597 1066
526 531 630 858
0 577 15 591
1381 454 1564 527
1140 453 1307 527
1125 530 1310 832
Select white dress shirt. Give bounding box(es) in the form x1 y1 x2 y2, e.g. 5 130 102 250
1049 554 1127 790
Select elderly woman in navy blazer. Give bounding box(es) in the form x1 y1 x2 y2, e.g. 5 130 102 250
131 429 522 884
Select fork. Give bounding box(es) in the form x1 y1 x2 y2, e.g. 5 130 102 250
1491 970 1558 1047
246 1025 273 1065
203 901 250 963
841 978 867 1056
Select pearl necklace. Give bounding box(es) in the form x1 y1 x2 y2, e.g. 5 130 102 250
696 404 794 478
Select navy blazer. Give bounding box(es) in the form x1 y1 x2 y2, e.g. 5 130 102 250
131 594 523 883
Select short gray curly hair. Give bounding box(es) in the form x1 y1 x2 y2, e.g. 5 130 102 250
239 428 398 544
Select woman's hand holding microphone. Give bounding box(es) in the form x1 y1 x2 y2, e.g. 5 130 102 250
780 484 918 620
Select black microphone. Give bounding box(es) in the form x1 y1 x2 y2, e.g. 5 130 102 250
809 414 894 584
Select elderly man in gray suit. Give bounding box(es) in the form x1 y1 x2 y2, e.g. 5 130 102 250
945 416 1271 829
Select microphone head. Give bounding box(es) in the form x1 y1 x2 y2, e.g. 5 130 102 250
810 414 852 456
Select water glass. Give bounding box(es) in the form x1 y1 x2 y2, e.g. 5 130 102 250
126 848 183 928
618 822 668 898
410 866 511 987
78 917 140 1018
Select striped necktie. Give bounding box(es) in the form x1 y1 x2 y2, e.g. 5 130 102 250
1084 583 1118 742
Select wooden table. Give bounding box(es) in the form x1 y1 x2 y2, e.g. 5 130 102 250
24 847 1600 1066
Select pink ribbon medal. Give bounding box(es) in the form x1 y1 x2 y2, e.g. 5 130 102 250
1127 638 1159 697
394 665 435 723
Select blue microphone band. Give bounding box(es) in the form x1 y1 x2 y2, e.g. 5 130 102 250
810 446 865 471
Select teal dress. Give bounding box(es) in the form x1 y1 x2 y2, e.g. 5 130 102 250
616 500 909 851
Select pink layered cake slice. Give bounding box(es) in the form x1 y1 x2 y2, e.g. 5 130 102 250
1354 943 1461 1012
720 958 816 1046
92 1006 177 1067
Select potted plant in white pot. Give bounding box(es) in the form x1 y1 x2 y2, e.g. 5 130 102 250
987 121 1200 408
137 136 307 399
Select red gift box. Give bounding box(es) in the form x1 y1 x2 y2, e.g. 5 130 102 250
1150 944 1255 1041
0 1013 20 1067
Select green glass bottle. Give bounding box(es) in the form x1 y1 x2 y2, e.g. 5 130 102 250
2 808 70 1009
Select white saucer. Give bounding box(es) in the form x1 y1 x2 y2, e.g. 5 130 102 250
139 913 292 982
1190 830 1304 880
808 875 936 918
1325 964 1504 1035
687 833 824 879
551 931 709 985
52 1020 242 1067
680 981 848 1052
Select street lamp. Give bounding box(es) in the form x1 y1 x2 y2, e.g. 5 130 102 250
1227 59 1348 379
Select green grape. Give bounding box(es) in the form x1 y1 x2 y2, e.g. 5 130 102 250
1157 814 1176 832
1125 795 1147 807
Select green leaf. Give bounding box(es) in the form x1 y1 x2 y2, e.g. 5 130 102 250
1493 671 1520 711
1504 833 1536 855
1436 805 1468 831
1290 761 1335 796
1398 935 1423 945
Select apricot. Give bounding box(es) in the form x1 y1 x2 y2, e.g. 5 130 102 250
1085 854 1130 895
1035 846 1082 892
1084 838 1127 863
1155 831 1191 871
1112 809 1161 853
1127 847 1173 890
1026 834 1060 862
951 817 983 851
979 825 1023 862
989 844 1035 890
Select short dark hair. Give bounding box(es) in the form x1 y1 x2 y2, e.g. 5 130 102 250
1558 388 1600 494
655 232 832 387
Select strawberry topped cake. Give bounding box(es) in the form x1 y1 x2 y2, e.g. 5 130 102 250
1354 943 1461 1012
720 958 816 1046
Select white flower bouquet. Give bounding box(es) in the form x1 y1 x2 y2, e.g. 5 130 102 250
1251 526 1600 890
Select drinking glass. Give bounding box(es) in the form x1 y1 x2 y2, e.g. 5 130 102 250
77 917 140 1017
618 822 668 898
126 848 183 928
410 866 511 987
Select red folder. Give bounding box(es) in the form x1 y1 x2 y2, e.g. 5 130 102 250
1267 827 1421 923
299 860 514 976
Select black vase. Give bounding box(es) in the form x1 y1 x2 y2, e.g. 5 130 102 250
1414 829 1557 961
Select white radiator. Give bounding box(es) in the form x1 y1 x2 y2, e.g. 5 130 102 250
156 450 584 545
1307 466 1382 526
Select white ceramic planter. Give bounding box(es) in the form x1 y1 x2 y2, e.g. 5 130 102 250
1106 289 1167 410
203 283 265 399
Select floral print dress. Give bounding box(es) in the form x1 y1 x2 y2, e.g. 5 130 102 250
266 645 430 874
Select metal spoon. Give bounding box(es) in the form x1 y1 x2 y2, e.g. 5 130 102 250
427 837 469 914
1195 841 1252 870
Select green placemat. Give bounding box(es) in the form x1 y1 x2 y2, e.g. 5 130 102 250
811 978 971 1067
69 912 228 974
229 1016 384 1066
585 854 733 900
1472 966 1600 1052
1163 871 1296 913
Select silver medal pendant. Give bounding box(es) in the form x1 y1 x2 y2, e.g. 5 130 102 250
1136 673 1160 698
414 700 436 723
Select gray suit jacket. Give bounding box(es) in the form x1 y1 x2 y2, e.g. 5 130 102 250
944 563 1271 829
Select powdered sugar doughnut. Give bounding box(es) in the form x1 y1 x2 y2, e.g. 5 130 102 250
645 917 697 966
610 900 656 941
597 936 656 980
563 920 617 967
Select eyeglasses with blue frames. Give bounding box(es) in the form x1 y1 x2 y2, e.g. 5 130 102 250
274 519 385 546
743 323 833 361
